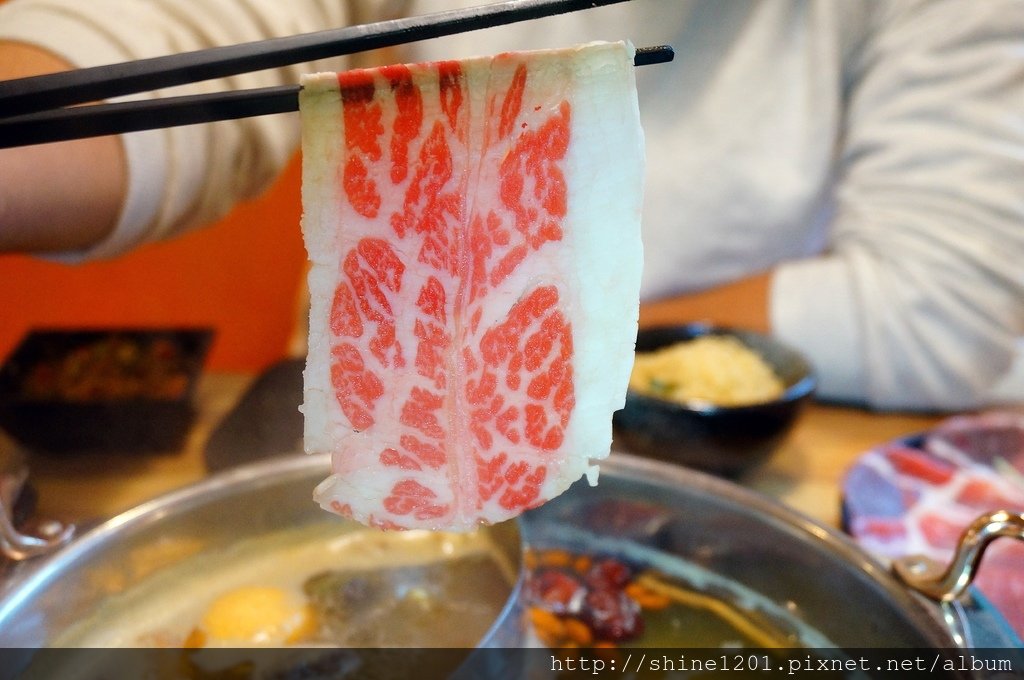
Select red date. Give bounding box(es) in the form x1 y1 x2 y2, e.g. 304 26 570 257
582 588 644 641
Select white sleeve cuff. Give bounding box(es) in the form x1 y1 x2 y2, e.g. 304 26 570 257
0 0 333 261
0 2 168 261
0 3 129 70
69 129 168 261
771 257 867 405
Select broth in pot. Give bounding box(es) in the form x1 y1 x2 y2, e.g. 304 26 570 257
54 523 520 649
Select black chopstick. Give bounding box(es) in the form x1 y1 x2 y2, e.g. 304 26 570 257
0 0 631 119
0 46 672 149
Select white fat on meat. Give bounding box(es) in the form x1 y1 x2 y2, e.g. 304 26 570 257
299 41 644 530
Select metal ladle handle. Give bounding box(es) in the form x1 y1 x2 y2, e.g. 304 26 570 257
892 510 1024 601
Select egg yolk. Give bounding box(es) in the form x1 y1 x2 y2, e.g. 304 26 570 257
196 586 316 646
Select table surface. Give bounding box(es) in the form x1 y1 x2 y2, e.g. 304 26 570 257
21 373 945 530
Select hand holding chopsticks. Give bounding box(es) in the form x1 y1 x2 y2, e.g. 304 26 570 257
0 0 673 149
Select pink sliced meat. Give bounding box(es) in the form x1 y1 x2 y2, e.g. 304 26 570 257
299 42 644 530
926 410 1024 471
842 412 1024 639
973 541 1024 636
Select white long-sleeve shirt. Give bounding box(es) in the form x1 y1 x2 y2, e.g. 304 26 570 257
2 0 1023 411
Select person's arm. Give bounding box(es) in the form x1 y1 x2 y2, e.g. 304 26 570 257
0 41 126 253
769 0 1024 411
0 0 352 260
639 1 1024 412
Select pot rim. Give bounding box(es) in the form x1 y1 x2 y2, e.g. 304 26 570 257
0 453 323 623
597 451 962 647
0 451 527 649
0 450 962 649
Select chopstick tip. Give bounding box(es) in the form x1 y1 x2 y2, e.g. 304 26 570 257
634 45 674 67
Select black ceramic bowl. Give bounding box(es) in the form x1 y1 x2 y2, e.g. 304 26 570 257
0 328 213 454
612 324 816 476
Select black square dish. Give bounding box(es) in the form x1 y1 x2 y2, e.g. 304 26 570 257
0 328 213 453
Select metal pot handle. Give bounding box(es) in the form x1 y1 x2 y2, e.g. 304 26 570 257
892 510 1024 601
1 461 74 561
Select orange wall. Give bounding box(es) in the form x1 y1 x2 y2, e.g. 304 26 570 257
0 154 308 373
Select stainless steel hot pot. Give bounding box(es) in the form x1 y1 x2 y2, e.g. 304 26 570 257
0 452 1020 677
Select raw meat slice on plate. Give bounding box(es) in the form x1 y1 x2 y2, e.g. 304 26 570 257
299 41 645 530
841 412 1024 639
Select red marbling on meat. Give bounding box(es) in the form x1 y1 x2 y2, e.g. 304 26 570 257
299 43 644 530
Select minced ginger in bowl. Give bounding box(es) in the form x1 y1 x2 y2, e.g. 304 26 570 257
629 334 785 408
614 325 816 476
